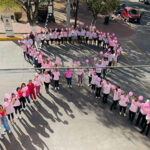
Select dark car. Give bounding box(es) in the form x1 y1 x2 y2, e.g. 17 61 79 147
121 7 141 23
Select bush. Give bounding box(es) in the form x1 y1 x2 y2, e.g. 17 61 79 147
14 12 22 22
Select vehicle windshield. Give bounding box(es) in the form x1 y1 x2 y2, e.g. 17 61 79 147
129 9 138 15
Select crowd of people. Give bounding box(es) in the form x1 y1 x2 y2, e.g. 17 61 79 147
0 25 150 140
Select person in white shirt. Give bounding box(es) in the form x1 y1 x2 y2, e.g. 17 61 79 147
94 60 103 77
110 87 120 111
81 28 86 43
98 33 103 47
102 80 111 103
58 32 61 45
40 32 45 47
85 30 90 44
102 57 109 79
53 69 60 90
43 71 52 94
129 96 139 122
93 31 97 45
68 29 72 43
119 92 129 116
91 72 98 93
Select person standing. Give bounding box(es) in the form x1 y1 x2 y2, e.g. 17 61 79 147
34 73 43 96
102 80 111 104
43 71 52 93
91 72 98 93
27 80 36 101
65 68 73 88
95 77 102 98
77 67 84 87
53 69 60 90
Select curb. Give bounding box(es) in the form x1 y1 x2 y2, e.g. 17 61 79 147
0 37 20 41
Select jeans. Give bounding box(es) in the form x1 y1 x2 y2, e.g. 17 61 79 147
66 78 72 86
2 116 11 132
103 94 109 103
26 95 30 103
129 110 136 122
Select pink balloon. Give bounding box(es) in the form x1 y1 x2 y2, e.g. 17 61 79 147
112 33 115 36
129 92 133 97
23 41 26 44
86 25 88 28
35 73 39 76
86 59 89 63
107 33 110 35
100 51 103 55
108 48 111 52
118 89 122 93
94 57 97 61
55 60 58 64
21 37 24 40
104 53 108 57
70 61 74 66
117 49 120 53
4 94 11 99
41 52 45 55
61 28 64 31
77 25 79 28
14 91 18 95
111 85 115 89
139 96 143 101
72 25 74 28
52 62 55 66
103 80 106 85
47 57 51 61
97 77 101 82
77 61 80 65
18 40 21 43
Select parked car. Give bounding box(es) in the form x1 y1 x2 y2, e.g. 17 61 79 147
121 7 141 23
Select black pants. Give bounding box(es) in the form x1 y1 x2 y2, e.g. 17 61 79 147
54 80 59 88
119 106 126 113
7 113 14 121
86 37 88 44
91 84 96 90
108 61 112 66
129 110 136 122
14 105 21 114
110 100 118 110
96 73 101 77
44 82 50 90
19 96 26 109
96 87 101 97
103 69 107 79
46 40 49 45
103 94 109 103
136 112 146 127
61 38 63 44
88 76 92 85
69 37 72 43
41 40 44 46
51 39 53 44
98 40 102 47
141 122 150 136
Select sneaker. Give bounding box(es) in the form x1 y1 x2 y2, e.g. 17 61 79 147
96 97 98 99
88 84 90 87
124 113 126 117
3 129 6 132
57 87 60 90
8 130 11 134
119 112 122 115
24 108 26 111
16 116 18 119
68 85 69 88
19 115 22 119
55 87 57 90
70 85 72 88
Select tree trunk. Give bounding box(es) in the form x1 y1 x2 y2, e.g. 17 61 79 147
32 1 39 24
91 14 97 25
74 0 79 28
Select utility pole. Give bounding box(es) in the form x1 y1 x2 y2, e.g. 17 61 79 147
66 0 71 28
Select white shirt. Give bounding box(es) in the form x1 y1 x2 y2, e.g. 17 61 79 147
96 81 101 88
44 74 51 83
119 95 129 107
108 54 113 62
129 100 139 113
95 63 103 73
91 74 98 85
53 72 60 81
113 90 120 101
81 29 86 36
103 83 111 94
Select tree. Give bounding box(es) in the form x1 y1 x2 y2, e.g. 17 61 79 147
14 0 40 23
83 0 120 25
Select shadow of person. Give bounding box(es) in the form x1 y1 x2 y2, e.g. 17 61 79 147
38 94 63 123
24 106 54 134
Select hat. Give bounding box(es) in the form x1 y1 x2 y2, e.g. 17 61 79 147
35 73 39 77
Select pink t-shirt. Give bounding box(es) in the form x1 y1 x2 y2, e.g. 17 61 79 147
119 95 129 107
34 77 41 86
37 55 42 63
3 101 15 114
129 100 139 113
44 74 51 83
12 97 20 107
53 71 60 80
140 103 148 115
45 63 51 72
78 69 84 76
21 45 27 52
65 69 72 78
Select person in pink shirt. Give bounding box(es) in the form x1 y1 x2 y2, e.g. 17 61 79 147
77 67 84 87
45 59 51 74
3 94 15 125
65 68 73 88
11 93 22 119
43 71 52 93
91 72 98 93
53 68 60 90
34 73 43 96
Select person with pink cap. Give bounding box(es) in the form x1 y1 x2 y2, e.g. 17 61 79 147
3 94 15 125
34 73 43 96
